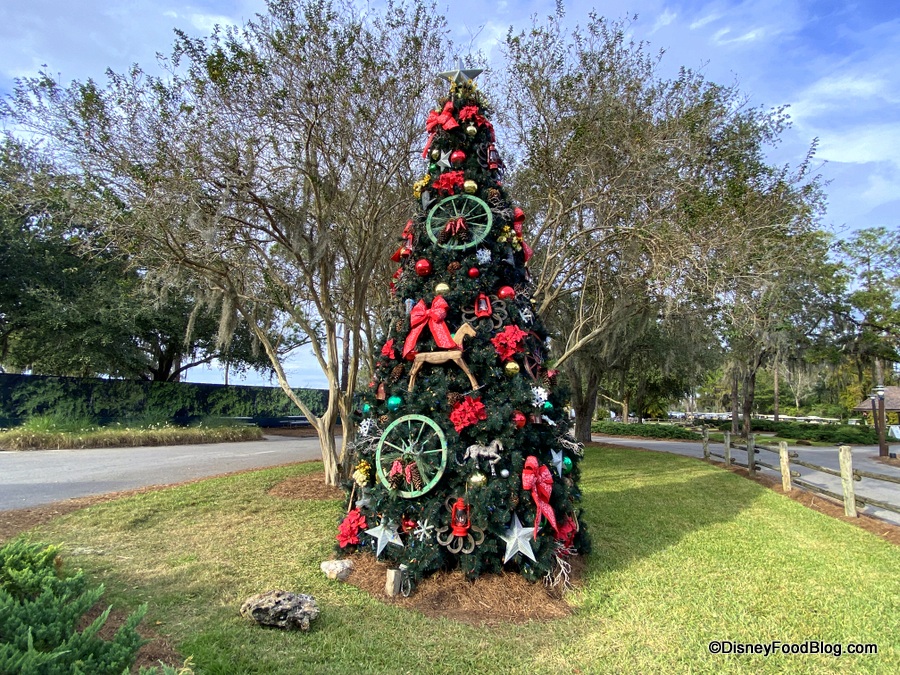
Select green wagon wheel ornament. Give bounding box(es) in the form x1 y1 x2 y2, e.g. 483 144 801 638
425 194 493 250
376 414 448 498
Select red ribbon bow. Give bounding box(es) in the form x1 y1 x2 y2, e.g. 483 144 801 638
402 296 457 360
390 220 415 262
522 456 558 538
422 101 459 157
512 208 533 262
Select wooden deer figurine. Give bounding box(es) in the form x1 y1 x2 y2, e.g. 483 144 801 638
407 322 479 392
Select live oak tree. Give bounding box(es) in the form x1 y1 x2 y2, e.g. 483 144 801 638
496 12 825 435
2 0 446 484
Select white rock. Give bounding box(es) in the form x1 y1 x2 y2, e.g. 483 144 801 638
320 559 354 581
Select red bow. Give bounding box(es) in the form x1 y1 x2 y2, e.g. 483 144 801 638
422 101 459 157
402 296 457 360
522 456 558 538
512 208 533 262
381 338 396 360
444 217 467 236
390 220 415 262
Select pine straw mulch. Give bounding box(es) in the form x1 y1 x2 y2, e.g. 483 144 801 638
268 470 580 624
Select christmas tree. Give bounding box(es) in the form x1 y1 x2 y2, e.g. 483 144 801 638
338 61 590 587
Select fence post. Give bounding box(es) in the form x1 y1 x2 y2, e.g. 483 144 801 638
838 445 857 518
702 427 709 460
747 434 756 476
778 441 792 492
724 431 731 466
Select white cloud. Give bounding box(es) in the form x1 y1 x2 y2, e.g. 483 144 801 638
650 9 677 35
189 13 238 34
790 73 898 121
690 13 721 30
816 122 900 165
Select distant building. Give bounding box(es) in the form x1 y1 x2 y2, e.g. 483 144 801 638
853 386 900 428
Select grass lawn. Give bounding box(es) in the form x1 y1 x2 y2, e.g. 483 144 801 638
16 444 900 674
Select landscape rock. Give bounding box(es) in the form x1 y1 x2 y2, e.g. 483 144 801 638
239 590 319 631
320 559 353 581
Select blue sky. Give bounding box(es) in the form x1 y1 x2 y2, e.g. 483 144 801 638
2 0 897 387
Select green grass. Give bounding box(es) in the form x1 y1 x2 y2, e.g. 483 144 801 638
0 420 263 450
13 445 900 674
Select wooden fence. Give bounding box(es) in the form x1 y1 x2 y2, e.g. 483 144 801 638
701 429 900 519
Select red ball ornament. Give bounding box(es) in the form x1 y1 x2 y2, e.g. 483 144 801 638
415 259 433 276
497 285 516 300
513 410 528 428
468 267 480 278
450 149 466 165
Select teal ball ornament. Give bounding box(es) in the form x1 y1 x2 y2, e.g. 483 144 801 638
362 403 371 413
563 456 573 473
386 395 402 411
542 401 554 411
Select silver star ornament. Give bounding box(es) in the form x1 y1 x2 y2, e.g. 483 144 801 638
437 150 452 170
365 519 404 557
550 449 565 476
500 513 536 563
438 57 484 86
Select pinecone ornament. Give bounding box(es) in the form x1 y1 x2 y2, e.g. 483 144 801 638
447 261 462 273
390 364 405 382
447 391 464 407
407 464 424 491
379 414 390 426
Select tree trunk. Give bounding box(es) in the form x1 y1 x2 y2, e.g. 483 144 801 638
742 369 757 439
731 367 740 435
773 356 780 422
566 364 598 444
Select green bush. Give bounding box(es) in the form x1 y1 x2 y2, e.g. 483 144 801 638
716 420 879 444
0 373 327 426
591 421 702 440
0 537 147 674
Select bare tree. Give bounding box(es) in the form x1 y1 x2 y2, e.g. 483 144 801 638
3 0 447 484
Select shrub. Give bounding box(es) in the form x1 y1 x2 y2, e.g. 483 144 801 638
590 421 702 440
0 537 147 674
715 420 879 444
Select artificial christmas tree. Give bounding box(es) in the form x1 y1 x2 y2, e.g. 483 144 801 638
339 61 590 588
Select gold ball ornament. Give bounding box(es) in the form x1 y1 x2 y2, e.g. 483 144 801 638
464 179 478 194
467 471 487 488
431 148 440 161
435 282 450 294
504 361 521 377
466 124 478 136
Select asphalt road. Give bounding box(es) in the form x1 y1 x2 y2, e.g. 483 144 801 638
594 435 900 526
0 435 325 511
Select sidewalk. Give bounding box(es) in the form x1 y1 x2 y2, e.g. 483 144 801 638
592 434 900 527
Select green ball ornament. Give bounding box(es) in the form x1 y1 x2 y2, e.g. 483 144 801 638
386 395 402 411
543 401 554 411
563 456 573 473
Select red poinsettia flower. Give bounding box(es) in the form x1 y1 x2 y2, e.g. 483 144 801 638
491 324 529 361
449 395 487 432
337 508 368 548
555 516 578 549
381 338 396 360
431 170 465 195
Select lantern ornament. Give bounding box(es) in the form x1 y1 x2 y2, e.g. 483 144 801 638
436 496 485 553
474 293 493 318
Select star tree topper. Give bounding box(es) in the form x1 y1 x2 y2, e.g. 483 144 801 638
438 57 484 86
500 513 537 563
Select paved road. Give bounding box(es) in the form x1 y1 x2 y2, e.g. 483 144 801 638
594 435 900 526
0 435 326 511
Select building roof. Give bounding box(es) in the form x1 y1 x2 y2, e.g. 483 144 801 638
853 385 900 412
